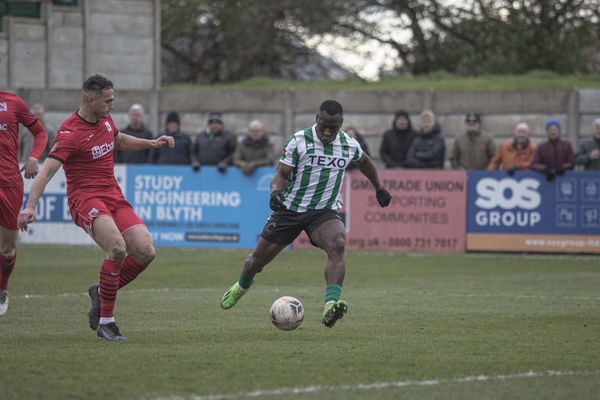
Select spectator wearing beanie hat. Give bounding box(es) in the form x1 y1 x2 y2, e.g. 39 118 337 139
149 111 192 165
192 112 237 173
530 119 574 181
379 110 418 168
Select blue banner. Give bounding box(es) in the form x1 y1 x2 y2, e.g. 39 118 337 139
467 170 600 253
468 171 600 234
126 165 275 247
22 193 71 222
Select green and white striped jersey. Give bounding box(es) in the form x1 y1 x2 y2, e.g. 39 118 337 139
279 125 363 212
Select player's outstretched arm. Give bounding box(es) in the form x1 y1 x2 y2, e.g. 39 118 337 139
18 157 62 231
21 120 48 179
356 153 391 207
115 132 175 152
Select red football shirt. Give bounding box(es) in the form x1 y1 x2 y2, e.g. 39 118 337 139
48 111 121 197
0 90 38 187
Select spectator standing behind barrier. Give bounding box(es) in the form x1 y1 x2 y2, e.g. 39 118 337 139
344 126 370 170
233 120 275 175
487 122 537 174
450 112 496 170
149 111 192 165
405 110 445 169
19 104 56 163
575 118 600 171
192 112 237 173
530 119 574 181
379 110 417 168
115 104 153 164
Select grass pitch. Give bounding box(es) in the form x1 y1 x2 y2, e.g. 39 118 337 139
1 245 599 400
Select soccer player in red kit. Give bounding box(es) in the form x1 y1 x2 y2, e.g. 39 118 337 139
0 90 48 316
18 74 174 341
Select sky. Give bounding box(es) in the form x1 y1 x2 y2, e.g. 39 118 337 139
306 35 400 81
305 9 413 81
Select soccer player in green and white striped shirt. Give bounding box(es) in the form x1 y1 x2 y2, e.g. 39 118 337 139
221 100 391 328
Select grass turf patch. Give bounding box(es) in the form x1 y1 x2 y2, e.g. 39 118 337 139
1 246 599 399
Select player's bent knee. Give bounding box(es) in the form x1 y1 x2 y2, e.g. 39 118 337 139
108 242 127 262
137 244 155 265
0 244 16 259
327 234 346 256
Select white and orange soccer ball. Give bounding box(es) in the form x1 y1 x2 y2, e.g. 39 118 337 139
269 296 304 331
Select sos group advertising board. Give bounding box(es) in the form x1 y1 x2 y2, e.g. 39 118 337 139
467 170 600 253
294 170 467 253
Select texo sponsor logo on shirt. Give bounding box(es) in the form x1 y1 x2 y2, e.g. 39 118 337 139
307 155 348 169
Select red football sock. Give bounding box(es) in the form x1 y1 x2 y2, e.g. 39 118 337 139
118 256 147 289
99 259 121 318
0 253 16 291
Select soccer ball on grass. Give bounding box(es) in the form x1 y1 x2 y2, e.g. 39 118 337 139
270 296 304 331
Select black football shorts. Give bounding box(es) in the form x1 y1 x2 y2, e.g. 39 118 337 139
260 209 343 246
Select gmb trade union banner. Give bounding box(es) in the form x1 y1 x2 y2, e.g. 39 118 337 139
345 170 467 253
19 165 127 245
126 165 274 247
294 170 467 253
467 170 600 253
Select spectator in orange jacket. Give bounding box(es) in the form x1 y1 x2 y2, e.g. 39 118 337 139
487 122 537 175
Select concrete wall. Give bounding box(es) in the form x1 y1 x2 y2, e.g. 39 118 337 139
16 87 600 168
48 3 84 88
85 0 157 89
2 0 158 90
10 18 47 88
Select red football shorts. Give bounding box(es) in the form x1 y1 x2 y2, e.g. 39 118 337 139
0 184 24 231
69 192 144 238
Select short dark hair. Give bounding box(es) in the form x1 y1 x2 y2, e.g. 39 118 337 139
82 74 113 95
319 100 343 116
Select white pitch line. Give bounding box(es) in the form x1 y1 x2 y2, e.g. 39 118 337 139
13 288 600 301
144 370 600 400
15 287 209 300
402 290 600 301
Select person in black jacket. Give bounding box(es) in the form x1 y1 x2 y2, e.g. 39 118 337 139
192 112 237 173
405 110 445 169
379 110 418 168
115 104 153 164
149 111 192 165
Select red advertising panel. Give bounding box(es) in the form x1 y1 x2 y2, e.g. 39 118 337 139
294 170 467 253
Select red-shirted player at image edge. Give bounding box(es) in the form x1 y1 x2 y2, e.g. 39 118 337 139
0 89 48 316
18 74 174 341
